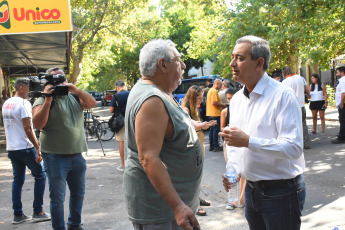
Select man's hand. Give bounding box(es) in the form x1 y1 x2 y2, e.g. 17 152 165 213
174 202 200 230
340 103 344 110
222 173 241 192
62 82 78 94
219 127 249 147
43 84 54 102
35 148 42 163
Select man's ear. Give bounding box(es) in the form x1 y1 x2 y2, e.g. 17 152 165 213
158 58 167 72
256 57 265 70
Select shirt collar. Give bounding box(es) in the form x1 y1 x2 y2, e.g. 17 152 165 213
243 73 269 98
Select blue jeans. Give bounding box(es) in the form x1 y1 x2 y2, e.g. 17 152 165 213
8 147 46 216
208 116 221 148
245 175 306 230
42 153 86 230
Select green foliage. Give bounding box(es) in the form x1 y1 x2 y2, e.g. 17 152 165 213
72 0 345 90
326 84 335 107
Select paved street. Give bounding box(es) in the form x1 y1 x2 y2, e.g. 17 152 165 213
0 102 344 230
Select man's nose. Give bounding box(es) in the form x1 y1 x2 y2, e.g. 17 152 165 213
230 59 235 67
181 61 186 69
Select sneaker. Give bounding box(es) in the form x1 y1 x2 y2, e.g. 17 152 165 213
304 145 311 150
311 131 317 134
117 165 124 172
226 203 235 210
32 212 51 223
321 132 326 136
68 225 84 230
209 147 214 151
12 214 31 224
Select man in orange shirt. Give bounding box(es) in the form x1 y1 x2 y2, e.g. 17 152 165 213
206 79 227 151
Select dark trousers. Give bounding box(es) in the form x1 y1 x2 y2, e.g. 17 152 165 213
245 175 306 230
208 116 220 148
338 106 345 140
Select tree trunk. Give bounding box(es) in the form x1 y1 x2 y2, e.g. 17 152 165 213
69 48 85 85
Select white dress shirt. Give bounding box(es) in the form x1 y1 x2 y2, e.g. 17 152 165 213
227 73 305 182
335 76 345 108
282 75 307 107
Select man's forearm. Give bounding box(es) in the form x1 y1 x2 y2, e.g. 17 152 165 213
212 101 226 108
32 99 52 130
75 89 96 109
24 126 39 151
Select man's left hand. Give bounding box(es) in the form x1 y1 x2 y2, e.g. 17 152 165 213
340 103 344 110
219 127 249 147
35 152 42 163
62 82 78 94
174 202 200 230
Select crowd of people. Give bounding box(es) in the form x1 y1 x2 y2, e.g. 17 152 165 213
2 36 345 230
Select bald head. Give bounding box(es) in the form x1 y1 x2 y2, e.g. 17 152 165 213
213 79 222 90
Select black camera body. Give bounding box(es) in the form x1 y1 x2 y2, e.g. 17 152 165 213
29 73 68 100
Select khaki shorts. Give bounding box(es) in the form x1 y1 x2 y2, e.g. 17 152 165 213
115 126 125 141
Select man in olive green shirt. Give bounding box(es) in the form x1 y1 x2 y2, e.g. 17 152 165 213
32 67 96 230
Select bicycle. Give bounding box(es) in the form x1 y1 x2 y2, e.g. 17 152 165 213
84 110 115 141
84 109 114 156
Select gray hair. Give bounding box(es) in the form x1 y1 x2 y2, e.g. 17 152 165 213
46 67 63 74
236 35 271 71
222 79 230 88
14 78 30 91
115 80 125 87
139 39 176 77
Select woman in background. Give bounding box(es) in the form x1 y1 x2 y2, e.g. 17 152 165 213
182 85 216 216
309 74 328 135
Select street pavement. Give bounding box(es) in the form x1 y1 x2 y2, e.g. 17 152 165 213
0 102 344 230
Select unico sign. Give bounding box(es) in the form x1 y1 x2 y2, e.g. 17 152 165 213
0 0 72 35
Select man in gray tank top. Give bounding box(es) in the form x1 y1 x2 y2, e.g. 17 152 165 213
124 39 203 230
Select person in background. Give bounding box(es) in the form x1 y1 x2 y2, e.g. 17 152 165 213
272 72 282 82
110 80 129 172
331 66 345 144
203 79 213 94
220 35 306 230
220 87 245 210
282 66 311 149
206 78 227 152
2 79 51 224
219 79 231 104
309 73 328 135
182 85 217 216
124 39 202 230
32 67 96 230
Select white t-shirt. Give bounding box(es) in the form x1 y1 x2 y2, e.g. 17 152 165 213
310 84 325 101
2 97 34 151
282 75 307 107
335 76 345 108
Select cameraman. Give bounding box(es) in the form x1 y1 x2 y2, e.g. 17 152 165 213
32 67 96 230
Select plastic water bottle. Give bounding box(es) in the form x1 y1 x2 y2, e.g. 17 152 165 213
225 161 238 203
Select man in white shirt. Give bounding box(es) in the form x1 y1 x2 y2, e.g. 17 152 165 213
282 66 311 149
331 66 345 143
2 79 51 224
220 36 306 230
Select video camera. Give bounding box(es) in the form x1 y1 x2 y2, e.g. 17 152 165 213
29 73 69 100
